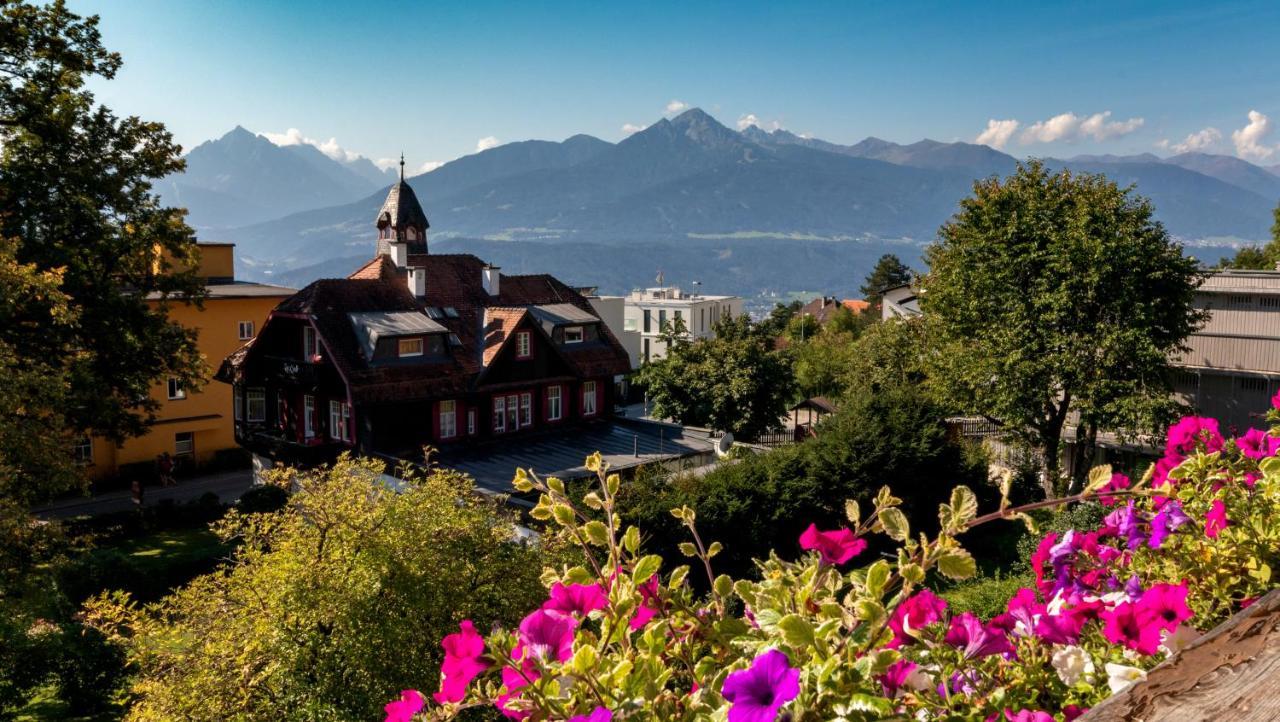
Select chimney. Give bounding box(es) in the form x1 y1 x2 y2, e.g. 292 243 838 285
408 266 426 297
389 241 407 269
482 264 501 296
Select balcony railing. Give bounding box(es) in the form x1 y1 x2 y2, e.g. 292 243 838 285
261 354 320 386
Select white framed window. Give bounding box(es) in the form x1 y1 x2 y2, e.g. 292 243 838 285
303 326 319 360
342 401 351 441
73 436 93 464
564 326 584 344
516 331 532 358
398 337 424 357
238 321 255 340
493 396 506 432
439 400 457 438
303 395 315 439
167 377 186 400
506 394 519 431
467 408 476 435
247 388 266 422
175 431 194 456
329 400 343 441
234 386 243 421
547 385 562 421
520 393 532 427
582 381 597 416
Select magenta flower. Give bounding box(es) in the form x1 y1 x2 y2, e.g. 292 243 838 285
887 589 948 648
1137 582 1193 633
384 690 424 722
1100 601 1162 655
543 582 609 617
1030 532 1057 597
1034 611 1085 645
721 649 801 722
496 655 539 720
1151 454 1183 489
1063 705 1088 721
517 609 577 663
1235 428 1280 460
1005 587 1043 634
1148 500 1190 549
567 707 613 722
1097 473 1130 507
1166 416 1224 456
1205 499 1228 538
1004 710 1054 722
877 659 918 697
943 612 1014 658
627 574 662 630
434 620 489 704
798 523 867 565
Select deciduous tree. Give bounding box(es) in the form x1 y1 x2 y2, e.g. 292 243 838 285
923 161 1205 495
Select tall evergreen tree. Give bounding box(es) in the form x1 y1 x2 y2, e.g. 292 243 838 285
860 254 912 306
0 0 204 466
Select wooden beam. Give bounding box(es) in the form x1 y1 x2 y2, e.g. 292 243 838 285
1081 588 1280 721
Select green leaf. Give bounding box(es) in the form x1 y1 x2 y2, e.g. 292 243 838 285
678 542 698 557
878 507 910 542
1084 464 1114 494
898 562 925 584
622 525 641 554
547 476 566 495
949 486 978 528
572 644 598 673
706 541 723 558
667 565 690 590
713 574 733 598
551 503 576 527
854 599 885 624
582 520 609 546
632 554 663 584
777 614 815 647
937 548 977 580
844 499 860 525
582 491 603 510
865 560 891 596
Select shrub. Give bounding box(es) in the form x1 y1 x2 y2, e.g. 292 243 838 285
394 405 1280 722
235 484 289 514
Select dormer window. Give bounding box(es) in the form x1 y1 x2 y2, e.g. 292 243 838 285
398 338 424 357
303 326 320 361
564 326 584 344
516 331 532 358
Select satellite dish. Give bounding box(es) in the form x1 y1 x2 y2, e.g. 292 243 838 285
715 433 734 458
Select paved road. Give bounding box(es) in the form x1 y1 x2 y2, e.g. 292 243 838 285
34 469 255 519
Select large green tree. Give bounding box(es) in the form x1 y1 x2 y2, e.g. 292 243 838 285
0 0 204 457
637 314 795 438
87 456 565 722
860 253 913 307
923 161 1205 495
1225 200 1280 269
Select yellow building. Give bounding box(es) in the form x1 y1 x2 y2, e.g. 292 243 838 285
80 243 294 481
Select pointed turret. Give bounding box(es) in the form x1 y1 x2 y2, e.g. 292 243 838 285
375 154 430 257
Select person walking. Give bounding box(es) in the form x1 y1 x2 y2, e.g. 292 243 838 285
131 478 145 509
157 452 176 487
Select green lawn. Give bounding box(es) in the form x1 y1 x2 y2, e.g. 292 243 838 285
104 526 229 580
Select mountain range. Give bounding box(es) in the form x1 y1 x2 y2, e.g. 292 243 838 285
159 109 1280 297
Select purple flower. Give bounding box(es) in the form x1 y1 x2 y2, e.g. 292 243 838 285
1005 710 1054 722
1105 501 1145 550
517 609 577 663
877 659 917 697
721 649 801 722
943 612 1015 659
1148 501 1189 549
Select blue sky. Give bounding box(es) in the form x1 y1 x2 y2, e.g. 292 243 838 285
75 0 1280 171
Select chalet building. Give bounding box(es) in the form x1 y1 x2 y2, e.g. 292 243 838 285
217 164 632 468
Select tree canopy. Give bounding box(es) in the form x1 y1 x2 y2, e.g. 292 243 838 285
87 456 566 722
860 253 913 307
1224 200 1280 270
922 161 1205 494
636 314 795 438
0 0 204 451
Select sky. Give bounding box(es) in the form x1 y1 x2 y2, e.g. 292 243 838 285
74 0 1280 172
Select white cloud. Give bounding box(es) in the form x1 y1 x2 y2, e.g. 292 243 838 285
416 160 445 174
374 158 446 175
621 122 645 135
665 99 689 115
1232 110 1277 160
975 119 1019 149
1018 111 1145 145
260 127 367 163
1158 127 1222 154
476 136 500 153
736 113 782 131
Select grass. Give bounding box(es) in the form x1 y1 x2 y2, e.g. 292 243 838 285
12 684 121 722
103 526 229 579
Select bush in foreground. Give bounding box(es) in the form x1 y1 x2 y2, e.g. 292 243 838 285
395 403 1280 721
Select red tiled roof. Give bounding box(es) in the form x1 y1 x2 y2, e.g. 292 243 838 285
842 299 870 314
231 253 631 404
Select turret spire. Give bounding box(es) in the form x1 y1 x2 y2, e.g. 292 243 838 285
374 151 430 258
399 152 405 181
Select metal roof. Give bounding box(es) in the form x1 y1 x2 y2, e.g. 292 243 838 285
348 311 447 358
528 303 599 330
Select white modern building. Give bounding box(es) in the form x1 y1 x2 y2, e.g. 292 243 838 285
624 286 744 363
583 291 642 370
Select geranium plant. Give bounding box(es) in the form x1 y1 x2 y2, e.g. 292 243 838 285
389 401 1280 722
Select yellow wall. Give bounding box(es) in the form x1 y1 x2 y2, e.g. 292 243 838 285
84 292 287 481
153 242 236 280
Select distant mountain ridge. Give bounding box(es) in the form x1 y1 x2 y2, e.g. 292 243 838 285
158 110 1280 289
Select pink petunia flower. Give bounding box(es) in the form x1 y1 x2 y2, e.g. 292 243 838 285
798 523 868 566
1235 428 1280 460
887 589 948 648
1205 499 1228 538
1100 601 1162 655
943 612 1015 658
543 582 609 618
1097 473 1130 507
1137 582 1193 634
721 649 801 722
877 659 918 698
434 620 489 704
384 690 424 722
517 609 577 663
1004 710 1054 722
496 653 539 720
1166 416 1224 457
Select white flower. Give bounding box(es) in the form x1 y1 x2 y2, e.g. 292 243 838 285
1052 645 1095 686
1160 624 1198 656
1105 662 1147 694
